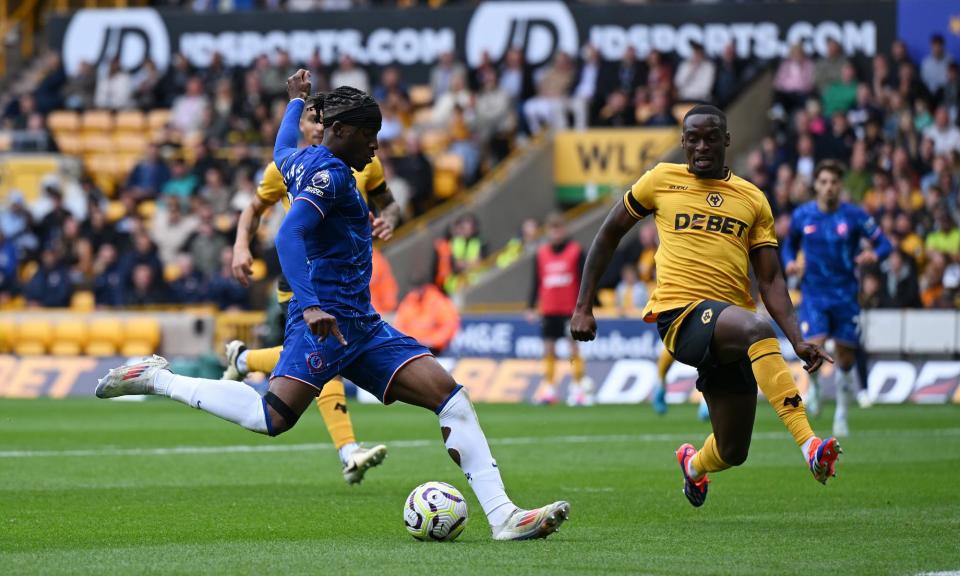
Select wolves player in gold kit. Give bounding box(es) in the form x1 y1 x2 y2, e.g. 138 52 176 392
571 105 841 507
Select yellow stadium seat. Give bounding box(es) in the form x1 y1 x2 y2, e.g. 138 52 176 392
19 261 38 284
70 291 96 312
0 317 15 353
433 153 464 199
115 110 146 133
163 262 181 284
250 259 267 281
411 107 434 128
82 110 114 133
122 317 161 356
419 130 450 156
105 200 127 223
82 133 114 153
50 318 88 356
14 318 53 355
86 317 123 356
598 289 617 309
409 85 434 107
47 110 81 133
114 133 148 155
147 109 172 131
138 200 157 220
55 133 84 155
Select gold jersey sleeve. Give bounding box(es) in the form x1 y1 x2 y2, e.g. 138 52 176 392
352 156 386 201
256 161 290 211
622 163 778 319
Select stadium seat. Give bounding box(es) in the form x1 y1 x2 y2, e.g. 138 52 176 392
47 110 81 133
51 318 88 356
86 317 123 356
70 291 96 312
419 130 450 156
19 260 38 284
433 153 464 199
81 110 114 133
115 110 146 133
163 262 181 284
138 200 157 220
55 133 84 155
82 133 114 153
598 289 617 309
113 133 149 155
250 259 267 281
14 318 53 355
104 201 127 222
122 317 161 356
409 85 433 107
147 109 171 131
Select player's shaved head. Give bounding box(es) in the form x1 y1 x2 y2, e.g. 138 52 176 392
683 104 726 131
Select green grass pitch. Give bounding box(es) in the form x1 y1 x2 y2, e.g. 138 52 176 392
1 398 958 575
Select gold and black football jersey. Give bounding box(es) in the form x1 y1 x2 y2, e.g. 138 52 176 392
623 162 778 320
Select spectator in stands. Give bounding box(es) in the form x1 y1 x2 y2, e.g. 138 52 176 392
921 251 949 308
126 144 171 199
36 184 72 248
713 42 744 107
370 247 398 314
94 58 134 110
91 240 122 308
897 61 930 107
330 54 370 93
394 134 434 216
823 62 859 117
208 246 248 310
674 41 715 102
169 252 208 304
125 263 168 306
814 38 848 95
646 50 673 95
450 212 486 279
615 263 648 314
794 134 817 183
2 94 36 130
571 45 601 130
644 90 677 127
24 248 73 307
187 217 228 277
943 63 959 118
819 111 855 161
499 48 532 106
198 167 232 215
171 76 209 134
924 106 960 155
162 53 193 107
394 276 460 355
133 59 164 110
879 249 923 308
474 68 515 162
871 54 896 97
0 231 18 303
847 83 880 139
431 72 473 128
162 159 199 200
373 66 409 104
120 231 164 289
773 44 815 113
80 204 117 254
33 53 65 114
200 52 233 95
926 207 960 257
152 198 199 265
596 89 636 127
431 51 467 101
63 60 96 110
523 52 575 134
921 34 953 98
602 46 644 101
859 271 884 309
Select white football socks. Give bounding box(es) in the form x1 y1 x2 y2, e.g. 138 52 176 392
236 350 249 374
834 367 851 427
153 370 270 434
339 442 360 466
437 387 514 526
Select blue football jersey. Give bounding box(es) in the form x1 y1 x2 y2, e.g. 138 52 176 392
784 201 887 302
279 145 376 320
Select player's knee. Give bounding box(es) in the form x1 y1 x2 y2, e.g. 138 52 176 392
720 442 749 467
742 314 776 346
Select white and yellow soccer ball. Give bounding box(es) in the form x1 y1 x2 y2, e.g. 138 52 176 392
403 481 468 541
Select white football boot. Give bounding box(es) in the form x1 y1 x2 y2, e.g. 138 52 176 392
95 355 169 398
342 444 388 485
491 501 570 541
221 340 248 381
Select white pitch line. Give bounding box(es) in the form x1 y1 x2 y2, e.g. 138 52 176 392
0 427 958 459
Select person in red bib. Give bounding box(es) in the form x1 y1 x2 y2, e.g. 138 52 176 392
527 213 593 406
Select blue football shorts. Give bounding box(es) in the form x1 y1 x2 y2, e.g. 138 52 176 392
798 295 860 347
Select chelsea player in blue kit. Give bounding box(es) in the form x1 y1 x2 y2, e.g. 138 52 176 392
95 70 569 541
783 160 891 437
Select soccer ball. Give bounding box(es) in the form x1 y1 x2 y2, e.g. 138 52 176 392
403 481 468 541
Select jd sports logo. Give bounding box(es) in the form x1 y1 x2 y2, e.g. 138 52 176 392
62 8 170 76
465 1 578 68
783 394 802 408
334 402 348 414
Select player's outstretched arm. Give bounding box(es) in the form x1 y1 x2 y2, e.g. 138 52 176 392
751 246 832 373
274 69 312 168
233 195 271 286
367 185 401 241
571 200 638 341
